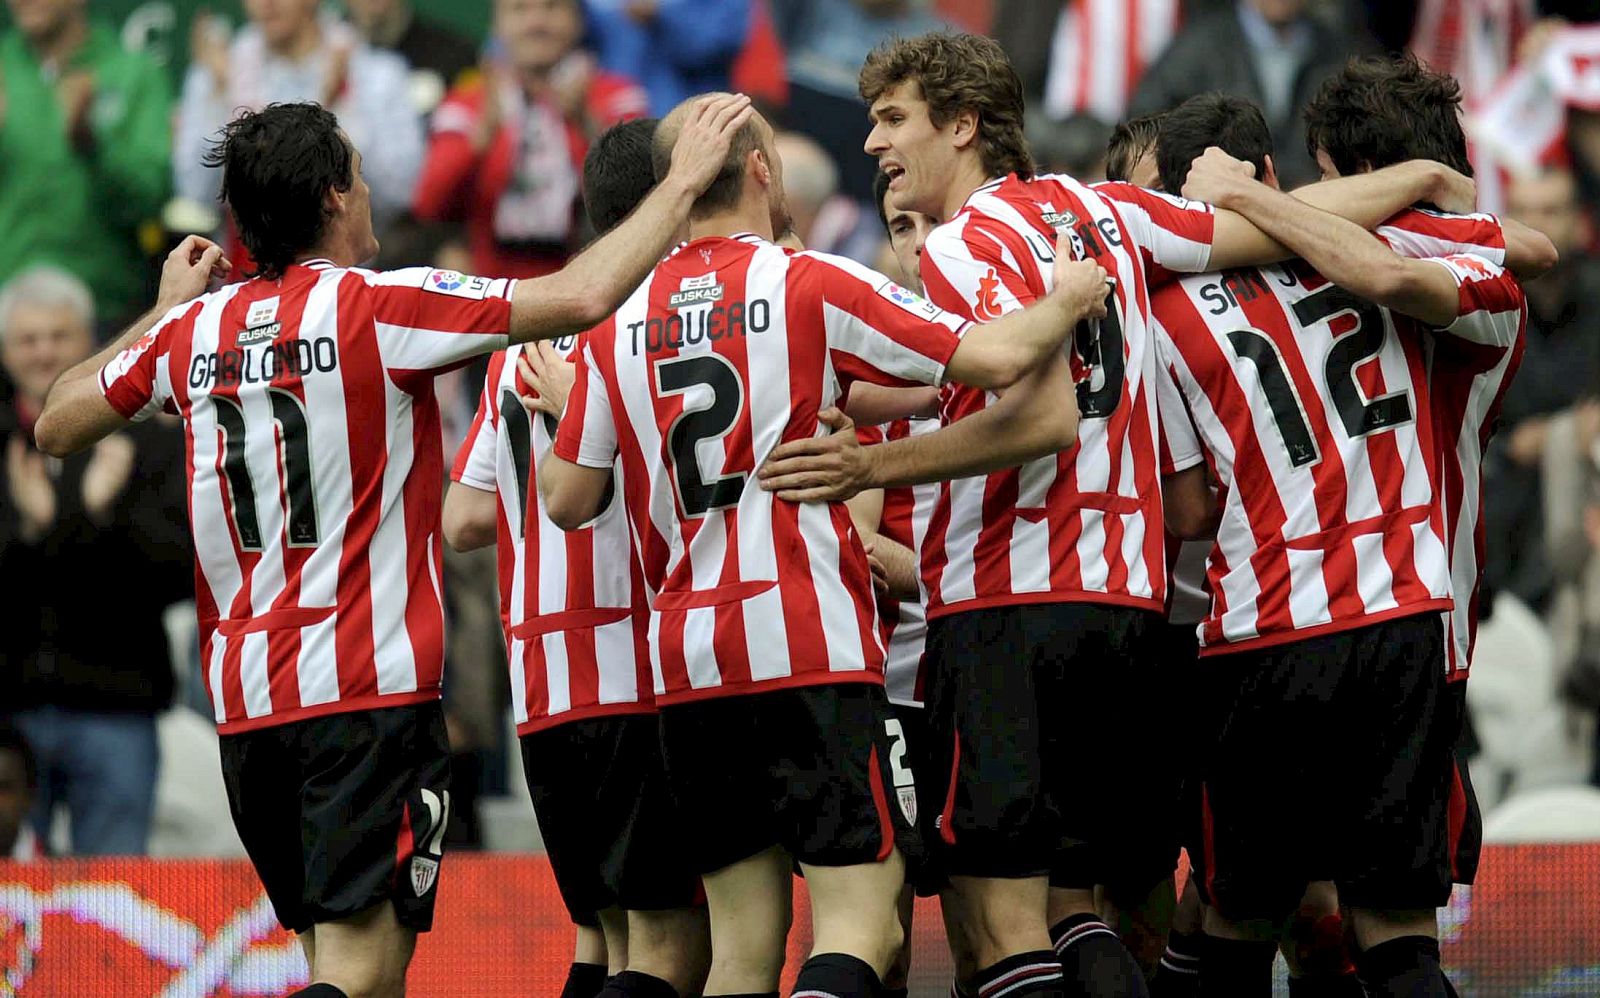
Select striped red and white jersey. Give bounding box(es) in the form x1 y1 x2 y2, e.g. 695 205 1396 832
1152 238 1523 655
858 417 942 708
552 233 966 705
98 261 513 732
917 173 1215 619
1042 0 1182 122
1373 210 1527 676
451 339 653 735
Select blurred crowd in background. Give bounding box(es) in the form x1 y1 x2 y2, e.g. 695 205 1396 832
6 0 1600 861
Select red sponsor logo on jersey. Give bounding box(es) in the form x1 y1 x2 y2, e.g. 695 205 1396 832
974 268 1004 321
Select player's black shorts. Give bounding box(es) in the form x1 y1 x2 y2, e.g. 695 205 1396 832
219 701 451 934
922 602 1175 900
1155 618 1204 878
888 701 939 895
521 712 700 925
1191 613 1480 921
658 682 917 876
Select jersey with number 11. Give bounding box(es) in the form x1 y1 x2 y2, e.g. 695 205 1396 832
553 233 967 705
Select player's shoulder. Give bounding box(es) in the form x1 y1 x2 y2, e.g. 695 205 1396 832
788 246 888 285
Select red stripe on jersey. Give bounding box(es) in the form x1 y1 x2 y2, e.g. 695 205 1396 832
333 275 386 703
401 382 447 700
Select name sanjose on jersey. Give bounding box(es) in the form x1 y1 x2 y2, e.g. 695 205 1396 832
627 299 772 355
1197 267 1301 316
188 337 340 390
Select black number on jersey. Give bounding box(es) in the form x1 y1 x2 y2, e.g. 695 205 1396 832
498 386 616 535
213 390 321 552
1227 284 1414 468
1293 285 1413 439
655 353 746 518
499 388 534 537
1073 285 1125 419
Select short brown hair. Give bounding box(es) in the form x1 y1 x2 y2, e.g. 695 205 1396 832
1105 112 1163 185
859 32 1035 181
651 98 767 218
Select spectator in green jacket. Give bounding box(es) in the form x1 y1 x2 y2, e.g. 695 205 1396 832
0 0 171 330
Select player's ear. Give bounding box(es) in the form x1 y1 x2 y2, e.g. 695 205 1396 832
324 183 347 219
949 108 980 153
752 147 773 186
1262 155 1280 191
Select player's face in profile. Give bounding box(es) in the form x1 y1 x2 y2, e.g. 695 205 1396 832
866 80 954 219
1128 149 1161 190
342 142 381 264
881 188 935 292
0 304 92 404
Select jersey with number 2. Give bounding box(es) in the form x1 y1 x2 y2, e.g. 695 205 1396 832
552 233 966 705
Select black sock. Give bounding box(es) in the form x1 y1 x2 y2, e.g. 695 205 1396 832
1198 937 1276 998
1150 929 1202 998
598 971 680 998
791 953 883 998
1049 913 1151 998
883 989 909 998
974 951 1064 998
1356 936 1451 998
1287 973 1365 997
562 962 610 998
286 987 348 998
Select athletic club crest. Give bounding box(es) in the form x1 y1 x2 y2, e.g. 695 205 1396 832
897 786 918 826
411 855 439 895
700 248 714 265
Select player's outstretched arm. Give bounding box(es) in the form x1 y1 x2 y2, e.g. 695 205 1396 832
1185 153 1468 328
759 354 1079 501
538 455 613 531
442 482 499 552
1203 156 1479 272
36 236 230 457
508 94 753 344
942 252 1109 390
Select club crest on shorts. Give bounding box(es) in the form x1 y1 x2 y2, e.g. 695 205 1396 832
897 785 918 826
410 855 439 896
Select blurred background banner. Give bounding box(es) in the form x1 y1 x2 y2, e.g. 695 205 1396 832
2 847 1599 997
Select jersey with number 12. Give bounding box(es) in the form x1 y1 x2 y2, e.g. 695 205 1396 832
98 261 514 732
1152 215 1525 655
553 233 967 705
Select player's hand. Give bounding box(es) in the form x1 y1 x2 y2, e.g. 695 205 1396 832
517 342 575 420
1181 146 1257 208
156 235 232 312
663 93 755 198
7 434 56 543
81 434 137 525
757 407 870 502
1428 164 1478 215
1051 250 1110 324
865 538 890 595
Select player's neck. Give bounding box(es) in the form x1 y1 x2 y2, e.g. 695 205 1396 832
687 203 775 243
940 156 999 222
295 232 361 271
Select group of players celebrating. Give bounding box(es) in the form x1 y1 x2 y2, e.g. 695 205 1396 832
29 22 1551 998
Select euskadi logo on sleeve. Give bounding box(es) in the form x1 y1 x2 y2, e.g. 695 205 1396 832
425 269 493 300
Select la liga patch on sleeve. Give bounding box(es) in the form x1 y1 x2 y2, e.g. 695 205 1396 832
876 281 944 321
424 269 494 300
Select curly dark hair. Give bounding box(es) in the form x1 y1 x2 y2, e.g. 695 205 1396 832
202 102 354 280
1304 55 1472 179
859 32 1035 181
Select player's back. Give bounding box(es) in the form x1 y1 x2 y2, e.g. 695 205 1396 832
917 171 1215 615
453 339 652 732
1152 260 1453 652
558 234 964 704
101 260 514 730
